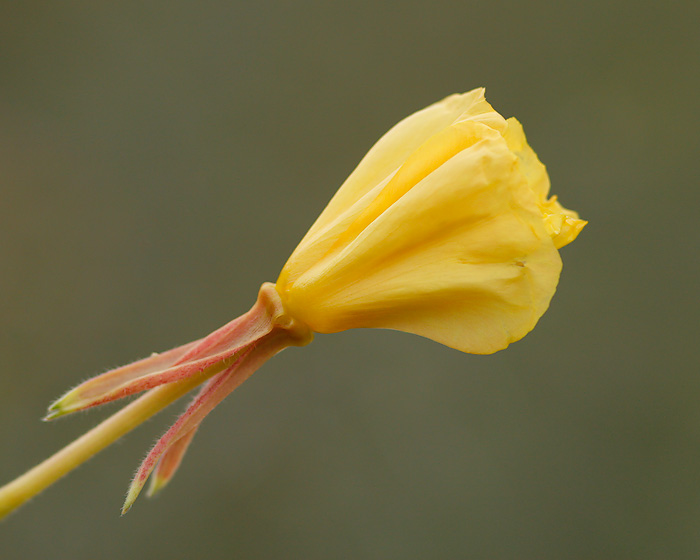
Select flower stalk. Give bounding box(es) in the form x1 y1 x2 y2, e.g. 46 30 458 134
0 368 216 519
0 283 312 519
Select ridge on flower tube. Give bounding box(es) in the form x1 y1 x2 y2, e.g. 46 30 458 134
0 88 585 519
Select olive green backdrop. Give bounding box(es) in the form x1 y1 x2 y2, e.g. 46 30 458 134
1 1 698 558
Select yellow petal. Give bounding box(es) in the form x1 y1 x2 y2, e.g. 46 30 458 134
503 117 550 199
279 88 507 288
277 91 585 354
316 88 507 232
504 117 587 248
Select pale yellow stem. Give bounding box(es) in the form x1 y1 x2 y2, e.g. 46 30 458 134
0 283 313 520
0 368 217 520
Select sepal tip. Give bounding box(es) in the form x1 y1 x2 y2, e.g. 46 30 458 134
146 474 168 498
43 401 71 421
121 479 145 516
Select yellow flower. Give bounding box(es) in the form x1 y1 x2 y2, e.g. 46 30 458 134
277 88 585 354
0 88 585 518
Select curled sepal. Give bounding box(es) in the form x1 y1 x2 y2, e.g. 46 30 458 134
0 283 312 519
43 340 201 420
45 286 283 420
146 372 225 499
146 424 199 498
121 331 293 514
146 377 223 498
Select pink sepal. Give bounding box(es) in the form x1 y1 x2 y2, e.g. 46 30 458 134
122 333 287 513
147 425 200 498
47 308 274 419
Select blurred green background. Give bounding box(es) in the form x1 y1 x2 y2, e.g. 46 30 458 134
1 1 698 558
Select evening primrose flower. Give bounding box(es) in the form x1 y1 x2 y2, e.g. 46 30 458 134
0 88 585 518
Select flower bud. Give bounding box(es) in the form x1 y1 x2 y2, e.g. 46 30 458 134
276 89 586 354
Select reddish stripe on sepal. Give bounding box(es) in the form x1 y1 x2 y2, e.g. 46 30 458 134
121 332 289 514
46 306 276 419
146 425 199 498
